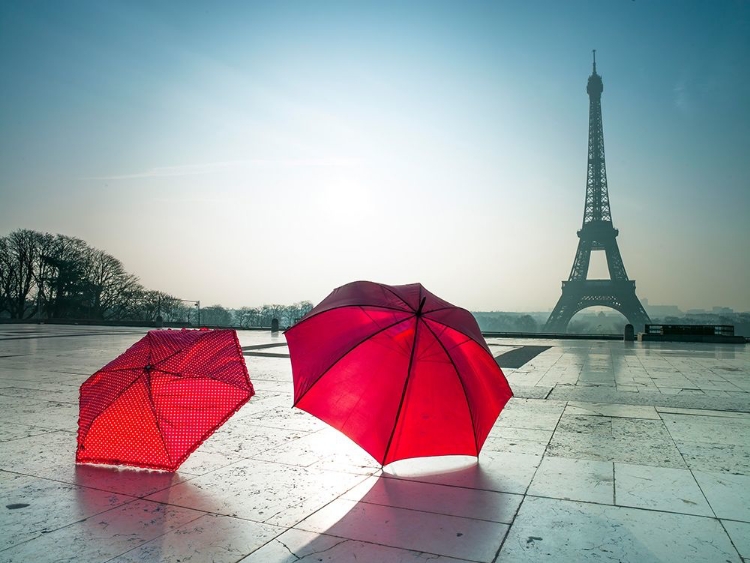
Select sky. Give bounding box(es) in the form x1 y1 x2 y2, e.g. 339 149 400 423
1 1 749 312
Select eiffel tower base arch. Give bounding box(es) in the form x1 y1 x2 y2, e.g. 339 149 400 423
544 280 650 334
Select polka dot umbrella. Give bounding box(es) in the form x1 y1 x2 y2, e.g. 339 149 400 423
77 329 253 471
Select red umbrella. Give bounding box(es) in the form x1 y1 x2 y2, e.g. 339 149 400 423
76 329 254 471
285 281 513 465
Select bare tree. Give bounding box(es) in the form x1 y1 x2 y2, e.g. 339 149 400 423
82 249 140 320
0 230 39 319
200 304 232 327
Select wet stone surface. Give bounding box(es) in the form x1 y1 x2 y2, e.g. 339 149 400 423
0 325 748 562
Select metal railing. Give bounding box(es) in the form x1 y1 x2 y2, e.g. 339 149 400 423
644 324 735 337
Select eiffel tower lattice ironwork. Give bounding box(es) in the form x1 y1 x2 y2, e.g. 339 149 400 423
545 52 650 333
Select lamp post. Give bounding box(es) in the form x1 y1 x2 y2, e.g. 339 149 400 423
179 299 201 326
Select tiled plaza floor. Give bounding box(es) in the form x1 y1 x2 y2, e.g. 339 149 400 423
0 324 748 562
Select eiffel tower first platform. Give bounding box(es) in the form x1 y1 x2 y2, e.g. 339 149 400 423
545 52 651 333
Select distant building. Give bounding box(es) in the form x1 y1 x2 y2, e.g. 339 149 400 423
640 299 683 318
712 306 734 315
686 309 708 316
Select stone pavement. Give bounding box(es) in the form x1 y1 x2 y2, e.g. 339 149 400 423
0 324 748 562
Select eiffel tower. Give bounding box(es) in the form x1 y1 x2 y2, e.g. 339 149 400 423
545 52 650 333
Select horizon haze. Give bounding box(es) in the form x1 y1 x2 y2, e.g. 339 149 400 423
1 1 749 313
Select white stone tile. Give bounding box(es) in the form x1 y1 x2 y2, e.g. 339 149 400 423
0 473 135 551
566 401 660 419
661 413 750 446
675 441 750 474
656 406 750 419
385 452 542 495
494 399 566 430
198 422 310 459
614 462 713 516
0 499 204 563
722 520 750 559
344 475 522 523
237 404 327 433
175 449 245 476
547 417 687 469
296 498 508 562
486 426 555 443
498 496 741 562
693 471 750 522
239 528 467 563
528 457 614 504
108 514 284 563
0 431 76 479
145 458 367 527
556 413 613 435
0 399 77 431
0 422 52 443
253 427 379 475
482 435 548 456
70 464 192 497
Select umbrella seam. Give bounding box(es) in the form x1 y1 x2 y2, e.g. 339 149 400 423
153 331 251 392
421 319 479 456
78 370 143 447
286 303 409 332
292 313 414 407
170 392 252 470
143 377 176 467
380 284 420 312
144 332 175 467
93 346 189 376
422 315 497 363
381 311 421 466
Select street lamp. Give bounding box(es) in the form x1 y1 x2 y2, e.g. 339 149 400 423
179 299 201 326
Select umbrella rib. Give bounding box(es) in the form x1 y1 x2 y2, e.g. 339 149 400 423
293 314 414 407
143 374 174 467
151 333 250 392
154 367 250 392
380 285 418 312
421 315 497 365
144 332 173 467
420 305 452 314
78 371 144 445
96 348 186 375
421 319 479 456
381 313 421 466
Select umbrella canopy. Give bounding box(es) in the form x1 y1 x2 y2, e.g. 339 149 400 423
285 281 513 465
77 329 254 471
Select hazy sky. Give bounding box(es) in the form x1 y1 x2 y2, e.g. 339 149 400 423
1 1 748 312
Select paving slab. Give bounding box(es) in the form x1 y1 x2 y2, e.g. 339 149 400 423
528 457 614 504
614 462 713 517
498 496 741 562
239 528 467 563
295 498 508 562
0 326 747 562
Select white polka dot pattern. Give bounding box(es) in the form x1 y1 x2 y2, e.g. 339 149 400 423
76 328 254 471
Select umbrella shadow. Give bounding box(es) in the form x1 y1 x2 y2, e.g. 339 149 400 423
73 463 183 498
306 456 516 561
73 465 223 561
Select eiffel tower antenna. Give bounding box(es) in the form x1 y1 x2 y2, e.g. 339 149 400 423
544 54 650 333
